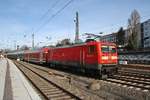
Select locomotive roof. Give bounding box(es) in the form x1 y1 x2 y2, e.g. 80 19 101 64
51 41 116 49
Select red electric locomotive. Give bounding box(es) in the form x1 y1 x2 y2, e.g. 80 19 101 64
46 41 118 77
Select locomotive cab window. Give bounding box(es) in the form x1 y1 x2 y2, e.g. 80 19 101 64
88 45 96 54
101 45 116 53
110 46 116 53
101 46 109 53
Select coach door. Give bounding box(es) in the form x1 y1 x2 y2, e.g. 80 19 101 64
27 53 30 62
80 48 85 67
40 52 43 63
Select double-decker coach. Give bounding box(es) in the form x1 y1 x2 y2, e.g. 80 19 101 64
24 48 49 63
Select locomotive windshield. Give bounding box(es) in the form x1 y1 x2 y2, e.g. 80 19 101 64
101 46 116 53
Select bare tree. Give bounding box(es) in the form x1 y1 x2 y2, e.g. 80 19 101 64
127 9 141 50
116 27 125 46
61 39 71 45
56 39 72 47
20 45 29 50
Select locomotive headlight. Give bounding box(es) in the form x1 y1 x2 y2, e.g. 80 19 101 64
111 56 117 59
101 56 108 60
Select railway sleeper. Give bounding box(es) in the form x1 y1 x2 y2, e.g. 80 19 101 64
37 84 49 87
45 90 63 95
118 71 150 78
42 88 59 92
47 92 67 97
114 76 150 85
49 96 73 100
38 83 54 87
48 94 71 99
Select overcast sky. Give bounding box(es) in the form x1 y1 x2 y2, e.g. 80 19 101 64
0 0 150 49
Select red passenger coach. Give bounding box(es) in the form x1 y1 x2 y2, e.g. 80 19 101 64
24 48 49 63
47 41 118 77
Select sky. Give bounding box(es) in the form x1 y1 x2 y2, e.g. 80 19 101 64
0 0 150 49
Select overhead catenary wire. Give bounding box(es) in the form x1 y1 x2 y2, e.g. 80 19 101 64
21 0 74 49
26 0 60 37
34 0 74 33
39 0 60 20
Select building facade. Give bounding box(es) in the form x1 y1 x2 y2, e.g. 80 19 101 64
100 19 150 49
100 33 117 43
142 19 150 48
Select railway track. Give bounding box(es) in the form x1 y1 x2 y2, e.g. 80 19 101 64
14 61 150 99
119 64 150 70
107 76 150 90
15 61 114 99
118 64 150 78
17 61 150 90
118 70 150 79
18 61 94 87
14 61 82 100
103 64 150 90
105 67 150 90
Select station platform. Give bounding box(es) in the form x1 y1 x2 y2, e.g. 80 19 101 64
0 58 41 100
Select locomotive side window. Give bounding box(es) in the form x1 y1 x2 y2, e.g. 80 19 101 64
88 45 96 54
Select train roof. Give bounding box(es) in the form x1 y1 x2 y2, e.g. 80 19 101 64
51 41 116 49
7 42 116 54
6 47 48 55
7 50 24 55
24 47 49 53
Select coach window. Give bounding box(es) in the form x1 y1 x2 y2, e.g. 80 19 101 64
88 45 96 54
